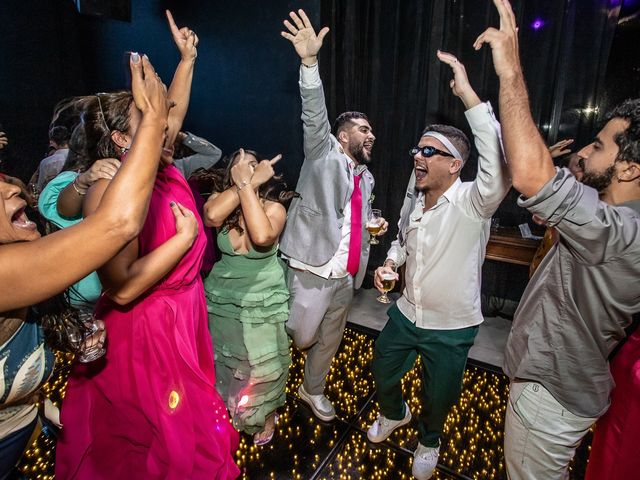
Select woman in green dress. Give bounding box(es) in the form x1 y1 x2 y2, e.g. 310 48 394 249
202 148 295 445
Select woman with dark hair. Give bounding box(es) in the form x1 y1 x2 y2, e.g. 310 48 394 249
0 53 167 479
55 12 239 480
38 96 122 312
202 148 295 445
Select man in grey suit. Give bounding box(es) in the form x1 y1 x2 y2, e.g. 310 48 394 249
280 9 387 421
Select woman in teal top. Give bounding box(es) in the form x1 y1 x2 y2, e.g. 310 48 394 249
202 148 296 445
38 158 119 312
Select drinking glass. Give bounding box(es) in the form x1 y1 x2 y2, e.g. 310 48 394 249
377 264 397 304
69 312 106 363
366 209 384 245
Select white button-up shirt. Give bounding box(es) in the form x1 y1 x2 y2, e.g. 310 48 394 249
387 102 510 330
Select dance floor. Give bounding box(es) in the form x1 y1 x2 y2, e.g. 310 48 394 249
18 325 590 479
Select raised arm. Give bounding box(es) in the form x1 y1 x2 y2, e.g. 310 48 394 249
172 132 222 179
473 0 555 198
281 9 332 160
437 51 510 218
234 151 286 246
0 54 170 311
204 149 286 245
165 10 198 148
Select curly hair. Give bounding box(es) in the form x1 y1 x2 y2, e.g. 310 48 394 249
605 98 640 165
191 149 299 234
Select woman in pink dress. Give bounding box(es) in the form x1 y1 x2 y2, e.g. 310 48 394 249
55 12 239 480
585 320 640 480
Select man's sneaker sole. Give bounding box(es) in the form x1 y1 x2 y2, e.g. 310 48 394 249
298 386 336 422
367 405 412 443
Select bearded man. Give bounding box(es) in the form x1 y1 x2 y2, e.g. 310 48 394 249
475 0 640 478
279 9 386 421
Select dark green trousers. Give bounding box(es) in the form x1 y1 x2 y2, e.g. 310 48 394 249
372 303 478 448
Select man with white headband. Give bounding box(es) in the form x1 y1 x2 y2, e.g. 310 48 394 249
366 51 510 480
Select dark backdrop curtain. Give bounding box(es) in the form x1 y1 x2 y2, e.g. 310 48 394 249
320 0 621 270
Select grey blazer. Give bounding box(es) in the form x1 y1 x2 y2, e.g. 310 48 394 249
280 80 374 288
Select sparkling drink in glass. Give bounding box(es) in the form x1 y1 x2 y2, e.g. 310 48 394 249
377 265 397 304
367 209 383 245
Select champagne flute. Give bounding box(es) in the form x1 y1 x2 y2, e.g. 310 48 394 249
367 209 383 245
377 264 397 304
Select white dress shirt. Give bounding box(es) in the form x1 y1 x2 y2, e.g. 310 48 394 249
387 102 509 330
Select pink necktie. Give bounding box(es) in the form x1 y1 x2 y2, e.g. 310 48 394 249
346 173 362 276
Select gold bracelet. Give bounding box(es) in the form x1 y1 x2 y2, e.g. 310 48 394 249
72 176 87 195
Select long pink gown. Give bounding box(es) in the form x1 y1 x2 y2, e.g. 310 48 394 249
585 323 640 480
56 165 240 479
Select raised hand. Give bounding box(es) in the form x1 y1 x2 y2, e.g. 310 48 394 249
549 139 574 158
76 158 121 191
230 149 254 188
166 10 199 61
281 9 329 65
251 154 282 187
472 0 521 79
170 201 198 247
436 50 481 109
130 53 173 121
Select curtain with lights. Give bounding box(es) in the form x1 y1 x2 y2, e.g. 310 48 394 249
319 0 622 268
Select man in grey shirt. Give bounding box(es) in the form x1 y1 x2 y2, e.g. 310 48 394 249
477 1 640 478
34 126 70 193
172 131 222 179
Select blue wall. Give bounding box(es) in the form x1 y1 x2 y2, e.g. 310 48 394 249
0 0 320 186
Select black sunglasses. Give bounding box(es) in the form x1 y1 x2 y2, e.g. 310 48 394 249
409 146 454 159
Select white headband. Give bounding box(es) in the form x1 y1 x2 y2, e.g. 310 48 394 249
422 131 465 166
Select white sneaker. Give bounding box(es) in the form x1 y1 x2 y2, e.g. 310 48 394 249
298 385 336 421
366 402 412 443
412 442 440 480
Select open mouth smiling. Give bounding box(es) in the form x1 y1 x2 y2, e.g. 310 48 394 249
415 164 428 181
10 202 37 231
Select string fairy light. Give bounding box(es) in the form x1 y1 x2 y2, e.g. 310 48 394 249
17 328 590 479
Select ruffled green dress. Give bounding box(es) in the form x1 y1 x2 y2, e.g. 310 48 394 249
204 229 291 434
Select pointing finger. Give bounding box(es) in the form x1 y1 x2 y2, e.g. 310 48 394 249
166 10 180 36
269 154 282 166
